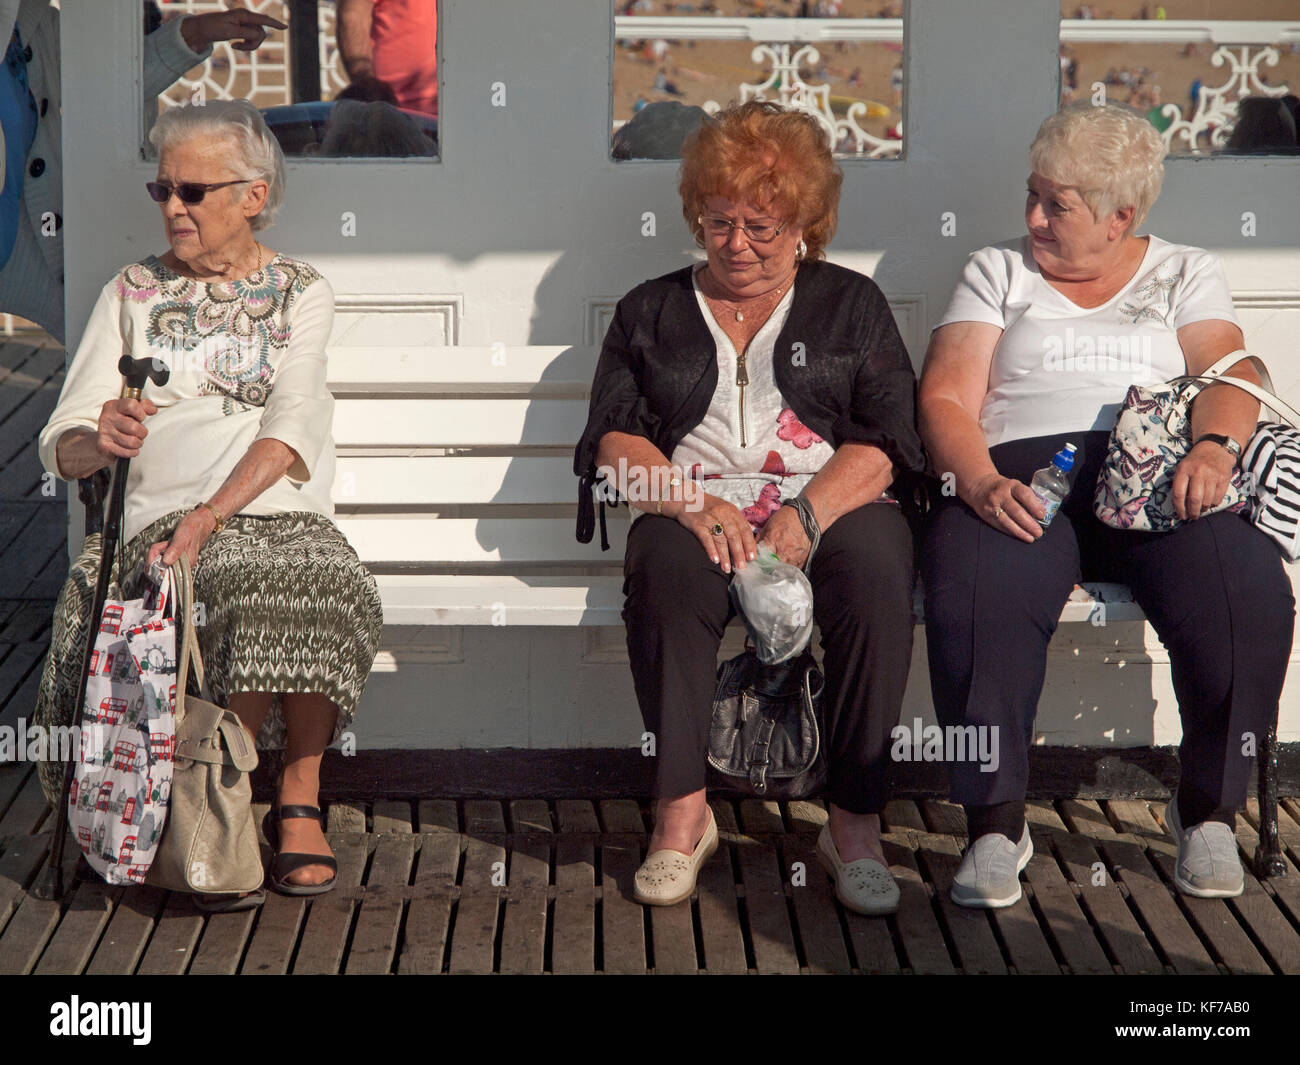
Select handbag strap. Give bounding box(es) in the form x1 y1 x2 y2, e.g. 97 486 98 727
1175 349 1300 428
173 554 208 702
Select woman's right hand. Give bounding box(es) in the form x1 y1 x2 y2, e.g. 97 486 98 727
965 472 1045 543
96 397 158 460
674 493 757 574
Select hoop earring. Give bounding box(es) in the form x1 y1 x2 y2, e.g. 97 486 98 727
796 239 807 260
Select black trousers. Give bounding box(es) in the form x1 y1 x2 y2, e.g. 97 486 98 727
922 431 1295 827
623 502 916 813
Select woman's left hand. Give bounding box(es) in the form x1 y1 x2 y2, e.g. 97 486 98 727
146 508 216 571
1171 441 1237 521
762 504 812 570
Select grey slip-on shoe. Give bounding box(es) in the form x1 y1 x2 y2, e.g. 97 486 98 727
951 824 1033 909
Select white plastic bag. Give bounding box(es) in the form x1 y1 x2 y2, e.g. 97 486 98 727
70 562 177 885
728 542 814 664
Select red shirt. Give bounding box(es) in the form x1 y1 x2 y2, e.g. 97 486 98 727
371 0 437 117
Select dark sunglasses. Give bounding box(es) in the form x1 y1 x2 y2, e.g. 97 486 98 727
145 179 251 205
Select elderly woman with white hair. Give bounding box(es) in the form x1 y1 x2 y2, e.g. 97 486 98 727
919 103 1293 908
35 99 382 907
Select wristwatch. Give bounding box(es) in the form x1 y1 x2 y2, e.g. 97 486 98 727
1193 433 1242 463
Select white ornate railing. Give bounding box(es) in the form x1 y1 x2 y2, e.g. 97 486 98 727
616 17 1300 156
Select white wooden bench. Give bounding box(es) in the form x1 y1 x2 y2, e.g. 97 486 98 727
323 344 1146 627
319 342 1282 876
73 342 1278 873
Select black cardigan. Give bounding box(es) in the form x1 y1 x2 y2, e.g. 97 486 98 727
573 260 928 547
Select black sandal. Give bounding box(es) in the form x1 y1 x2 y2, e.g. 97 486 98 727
263 804 338 897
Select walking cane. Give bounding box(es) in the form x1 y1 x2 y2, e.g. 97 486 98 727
33 356 170 901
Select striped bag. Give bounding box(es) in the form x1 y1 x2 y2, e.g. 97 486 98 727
1242 424 1300 562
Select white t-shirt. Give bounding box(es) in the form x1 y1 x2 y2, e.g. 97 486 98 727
934 234 1240 447
39 255 337 543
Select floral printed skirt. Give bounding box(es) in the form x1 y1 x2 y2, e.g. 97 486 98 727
35 510 382 806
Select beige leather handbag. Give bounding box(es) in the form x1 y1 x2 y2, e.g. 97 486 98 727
146 556 263 896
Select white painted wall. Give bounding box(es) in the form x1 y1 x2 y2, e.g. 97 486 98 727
60 0 1300 750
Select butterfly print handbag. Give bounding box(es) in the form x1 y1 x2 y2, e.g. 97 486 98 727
1095 349 1300 532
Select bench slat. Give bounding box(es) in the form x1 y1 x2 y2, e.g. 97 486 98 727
334 455 576 505
333 398 588 447
374 575 625 625
338 516 628 565
326 346 598 391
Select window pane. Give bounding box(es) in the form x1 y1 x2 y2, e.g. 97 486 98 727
612 2 905 161
147 0 438 159
1059 3 1299 156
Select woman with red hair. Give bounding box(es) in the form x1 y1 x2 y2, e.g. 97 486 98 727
575 101 926 915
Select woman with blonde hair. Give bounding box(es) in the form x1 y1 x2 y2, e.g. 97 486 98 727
920 103 1293 907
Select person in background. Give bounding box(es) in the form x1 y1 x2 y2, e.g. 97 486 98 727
0 1 284 342
337 0 437 119
919 103 1293 909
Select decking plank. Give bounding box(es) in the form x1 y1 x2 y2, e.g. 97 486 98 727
883 800 928 833
782 835 852 974
448 834 505 974
551 831 596 974
345 833 416 974
1019 821 1112 977
417 799 458 832
32 879 120 974
738 799 784 835
509 799 552 833
135 894 204 975
784 799 826 836
465 799 507 834
913 830 1008 975
734 836 799 974
398 831 460 975
695 826 747 974
555 799 600 833
498 834 550 975
599 833 647 974
238 890 306 976
372 800 414 834
289 836 369 975
1067 801 1217 975
1231 815 1300 974
0 891 60 974
599 798 645 834
888 833 956 975
187 907 258 976
85 886 167 976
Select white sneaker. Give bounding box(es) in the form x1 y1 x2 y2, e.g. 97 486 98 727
632 809 718 906
951 825 1033 909
815 825 900 916
1165 799 1243 899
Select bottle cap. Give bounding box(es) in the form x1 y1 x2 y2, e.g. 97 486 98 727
1053 443 1077 472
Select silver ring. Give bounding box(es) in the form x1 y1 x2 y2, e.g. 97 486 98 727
993 506 1003 519
711 523 725 537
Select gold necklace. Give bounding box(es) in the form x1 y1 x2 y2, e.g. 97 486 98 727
703 269 793 322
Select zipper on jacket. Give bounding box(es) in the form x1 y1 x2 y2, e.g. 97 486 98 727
736 352 749 448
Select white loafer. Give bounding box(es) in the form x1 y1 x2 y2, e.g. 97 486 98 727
633 809 719 906
816 825 900 916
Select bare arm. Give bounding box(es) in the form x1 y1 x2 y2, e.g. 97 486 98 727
758 441 895 569
595 430 756 573
54 397 159 480
337 0 377 79
919 320 1045 541
1173 318 1259 521
147 438 301 568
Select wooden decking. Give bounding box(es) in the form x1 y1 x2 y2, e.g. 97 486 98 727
1 790 1300 974
2 338 1300 976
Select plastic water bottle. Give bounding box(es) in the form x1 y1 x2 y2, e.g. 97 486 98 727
1030 443 1077 528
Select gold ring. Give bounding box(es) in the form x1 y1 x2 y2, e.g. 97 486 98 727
711 523 725 536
